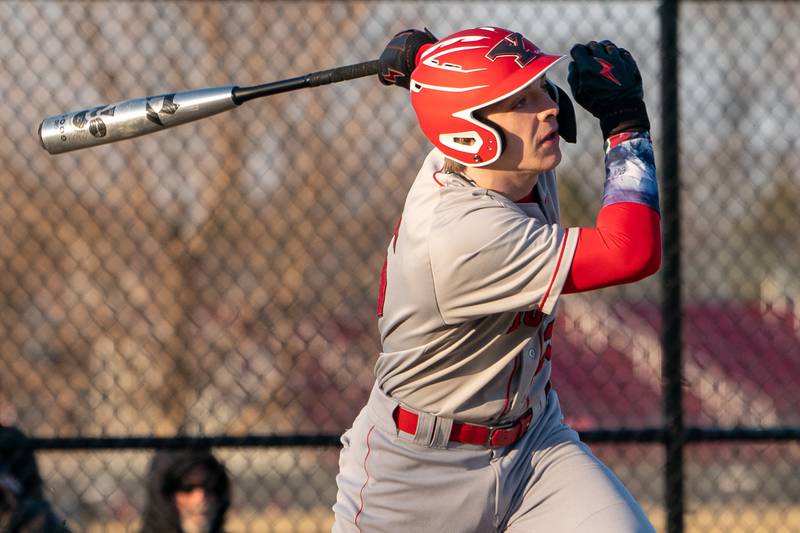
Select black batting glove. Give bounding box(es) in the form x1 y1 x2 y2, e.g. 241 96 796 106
378 28 437 90
567 40 650 139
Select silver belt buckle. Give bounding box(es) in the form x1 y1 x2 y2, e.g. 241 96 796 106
485 419 516 447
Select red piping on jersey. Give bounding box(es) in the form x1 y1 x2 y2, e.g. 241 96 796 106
377 252 388 318
377 216 403 317
432 163 446 187
354 425 376 530
391 216 402 252
538 228 570 311
500 352 521 417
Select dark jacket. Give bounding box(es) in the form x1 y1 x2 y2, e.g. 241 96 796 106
139 449 230 533
0 425 70 533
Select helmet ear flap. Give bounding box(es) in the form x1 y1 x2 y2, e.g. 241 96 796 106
435 110 504 166
477 116 506 159
546 80 577 143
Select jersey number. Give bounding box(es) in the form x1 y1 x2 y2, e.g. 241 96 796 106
507 309 555 377
506 309 544 333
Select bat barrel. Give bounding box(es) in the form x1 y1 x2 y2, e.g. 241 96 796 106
39 86 238 155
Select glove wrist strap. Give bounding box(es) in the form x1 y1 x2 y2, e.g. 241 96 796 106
599 100 650 139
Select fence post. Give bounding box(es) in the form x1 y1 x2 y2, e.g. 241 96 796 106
659 1 683 533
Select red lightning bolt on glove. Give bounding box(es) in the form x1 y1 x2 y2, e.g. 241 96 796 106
594 58 622 86
381 68 405 84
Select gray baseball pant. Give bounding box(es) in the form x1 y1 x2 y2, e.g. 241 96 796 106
333 385 654 532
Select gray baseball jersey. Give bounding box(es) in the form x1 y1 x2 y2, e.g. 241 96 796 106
374 147 578 425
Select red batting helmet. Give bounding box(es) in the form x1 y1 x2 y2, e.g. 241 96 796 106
410 27 566 167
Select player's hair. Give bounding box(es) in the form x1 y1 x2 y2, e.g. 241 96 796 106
443 136 473 175
443 157 467 175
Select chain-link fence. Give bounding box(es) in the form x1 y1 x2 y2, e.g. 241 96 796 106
0 1 798 532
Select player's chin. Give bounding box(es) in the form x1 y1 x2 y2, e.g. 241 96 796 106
538 146 562 171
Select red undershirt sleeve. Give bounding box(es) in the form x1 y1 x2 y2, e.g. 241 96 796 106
563 202 661 293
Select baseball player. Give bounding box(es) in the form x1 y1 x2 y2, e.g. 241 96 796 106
333 27 660 532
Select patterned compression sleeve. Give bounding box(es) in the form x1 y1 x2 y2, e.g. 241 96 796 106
563 131 661 293
602 131 659 210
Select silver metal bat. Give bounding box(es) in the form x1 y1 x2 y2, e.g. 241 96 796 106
39 87 236 154
38 60 379 155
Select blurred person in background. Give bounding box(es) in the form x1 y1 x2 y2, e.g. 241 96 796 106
0 425 70 533
140 448 230 533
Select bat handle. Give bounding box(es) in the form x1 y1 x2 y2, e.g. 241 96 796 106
232 59 379 104
306 59 380 86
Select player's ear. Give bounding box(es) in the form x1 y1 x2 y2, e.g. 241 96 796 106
546 81 577 143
